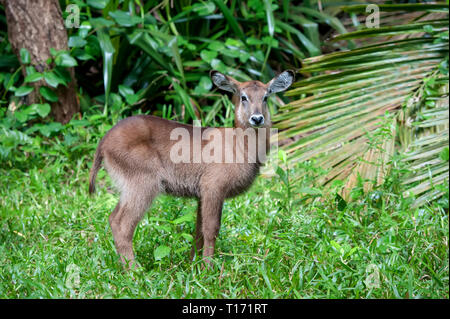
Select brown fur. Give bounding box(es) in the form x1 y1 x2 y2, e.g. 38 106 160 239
89 70 294 269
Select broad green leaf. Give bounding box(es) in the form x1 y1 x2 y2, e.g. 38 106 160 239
87 0 109 9
207 42 225 51
44 71 65 88
89 17 115 28
109 10 141 27
39 86 58 102
25 66 37 76
96 29 115 105
192 2 216 15
118 85 134 98
194 76 213 95
119 85 138 105
79 21 92 38
37 122 63 137
49 48 58 57
225 38 244 48
25 73 43 83
72 48 94 61
14 110 28 123
20 48 30 64
200 50 218 63
53 67 72 85
154 245 171 261
210 59 227 73
247 37 264 46
33 103 51 118
15 86 33 97
55 52 78 67
68 36 87 48
262 36 278 48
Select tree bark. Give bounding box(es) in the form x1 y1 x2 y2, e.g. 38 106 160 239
3 0 80 124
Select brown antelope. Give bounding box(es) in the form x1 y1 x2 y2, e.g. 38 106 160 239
89 70 294 269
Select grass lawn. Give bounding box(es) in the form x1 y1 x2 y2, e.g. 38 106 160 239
0 156 448 298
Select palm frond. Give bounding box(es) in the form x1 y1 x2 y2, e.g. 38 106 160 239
401 79 449 207
273 3 449 204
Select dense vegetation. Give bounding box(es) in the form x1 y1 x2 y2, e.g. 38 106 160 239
0 0 448 298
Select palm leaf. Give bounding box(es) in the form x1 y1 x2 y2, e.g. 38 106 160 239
401 79 449 207
273 3 449 204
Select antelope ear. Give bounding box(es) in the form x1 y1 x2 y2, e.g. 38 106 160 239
267 70 295 95
210 70 239 93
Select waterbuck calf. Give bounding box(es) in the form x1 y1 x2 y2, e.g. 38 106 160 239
89 70 294 269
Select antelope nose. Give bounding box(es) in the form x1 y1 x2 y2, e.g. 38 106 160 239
249 114 264 127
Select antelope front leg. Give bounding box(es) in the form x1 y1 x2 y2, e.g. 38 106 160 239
200 195 224 267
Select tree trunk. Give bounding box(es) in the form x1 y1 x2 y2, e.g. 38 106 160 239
3 0 80 124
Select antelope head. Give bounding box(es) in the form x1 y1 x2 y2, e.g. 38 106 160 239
210 70 295 129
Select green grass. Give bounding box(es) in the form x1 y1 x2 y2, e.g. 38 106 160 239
0 154 448 298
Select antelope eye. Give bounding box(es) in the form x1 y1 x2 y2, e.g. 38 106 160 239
241 95 248 102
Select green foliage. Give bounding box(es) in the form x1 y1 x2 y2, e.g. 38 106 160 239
0 0 356 164
58 0 352 125
0 0 358 165
0 46 80 159
19 48 30 64
0 0 359 167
